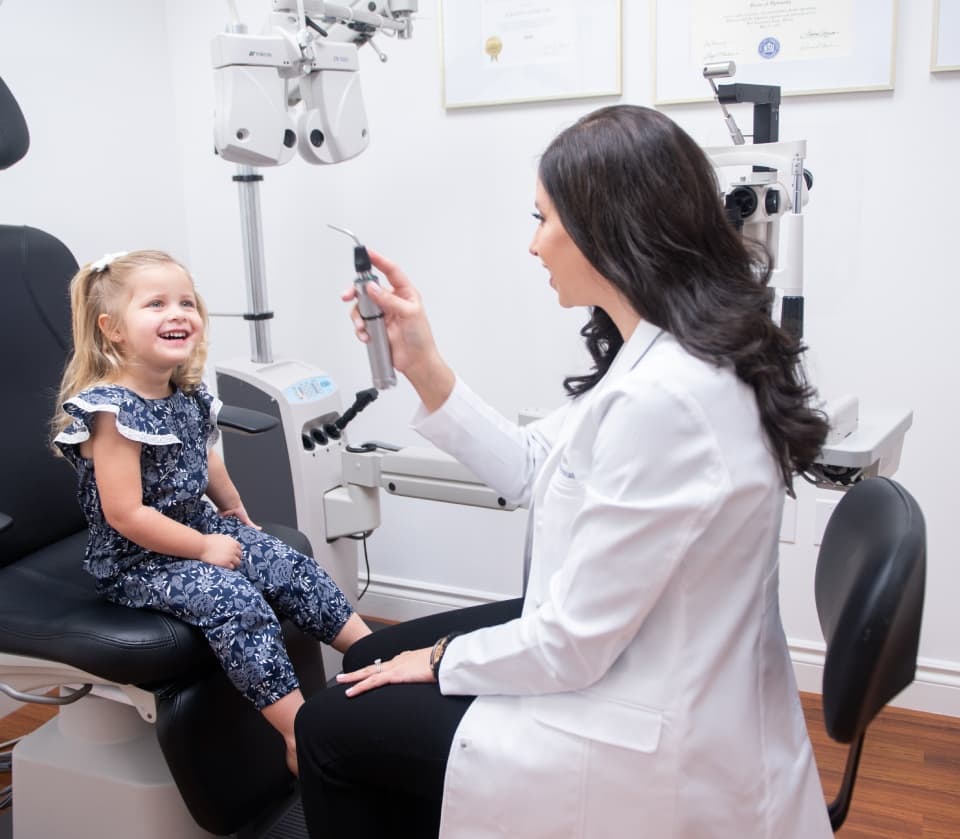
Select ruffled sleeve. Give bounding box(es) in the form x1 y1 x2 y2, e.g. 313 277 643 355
192 382 222 450
53 385 182 468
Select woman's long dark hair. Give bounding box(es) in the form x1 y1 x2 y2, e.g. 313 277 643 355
539 105 827 489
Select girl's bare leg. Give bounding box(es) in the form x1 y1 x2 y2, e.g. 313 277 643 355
262 689 306 776
331 612 373 652
261 615 371 775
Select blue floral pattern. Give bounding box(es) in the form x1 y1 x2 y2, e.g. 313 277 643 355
54 384 354 709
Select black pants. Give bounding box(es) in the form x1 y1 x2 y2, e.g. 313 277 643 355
295 597 524 839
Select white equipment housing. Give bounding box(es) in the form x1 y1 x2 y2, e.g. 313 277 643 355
215 359 514 674
216 359 362 600
211 1 416 167
701 67 911 489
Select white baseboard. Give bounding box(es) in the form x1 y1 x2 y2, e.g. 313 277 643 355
357 573 514 624
359 575 960 719
789 639 960 718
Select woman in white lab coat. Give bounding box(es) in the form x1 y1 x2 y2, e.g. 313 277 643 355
295 104 834 838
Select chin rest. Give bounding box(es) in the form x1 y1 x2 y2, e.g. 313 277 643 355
0 220 324 835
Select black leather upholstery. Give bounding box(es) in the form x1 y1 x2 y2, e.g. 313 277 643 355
0 524 316 688
0 530 209 684
816 477 925 742
814 476 926 830
0 76 29 170
0 225 83 565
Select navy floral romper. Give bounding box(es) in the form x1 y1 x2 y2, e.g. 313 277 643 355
54 383 354 709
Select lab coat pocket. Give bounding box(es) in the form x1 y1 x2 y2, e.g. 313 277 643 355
531 692 663 753
545 466 584 500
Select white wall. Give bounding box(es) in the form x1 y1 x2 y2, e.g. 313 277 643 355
1 1 957 716
0 1 190 269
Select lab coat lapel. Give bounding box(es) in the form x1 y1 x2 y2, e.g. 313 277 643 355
530 319 665 502
522 320 665 592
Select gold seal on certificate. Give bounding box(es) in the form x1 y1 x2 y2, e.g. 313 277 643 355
484 35 503 62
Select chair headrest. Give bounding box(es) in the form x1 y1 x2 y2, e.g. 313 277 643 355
0 76 30 170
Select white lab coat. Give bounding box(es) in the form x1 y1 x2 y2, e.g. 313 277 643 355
413 319 832 839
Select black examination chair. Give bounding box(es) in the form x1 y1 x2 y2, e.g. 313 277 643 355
0 75 324 837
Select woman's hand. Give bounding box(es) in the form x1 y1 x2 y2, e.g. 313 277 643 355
343 250 455 412
199 533 243 569
335 647 435 697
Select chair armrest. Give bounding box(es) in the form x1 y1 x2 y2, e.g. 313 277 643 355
217 405 278 435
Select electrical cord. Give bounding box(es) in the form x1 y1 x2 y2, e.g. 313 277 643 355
345 530 373 599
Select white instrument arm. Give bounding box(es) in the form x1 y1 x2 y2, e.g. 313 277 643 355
323 446 518 541
811 397 913 490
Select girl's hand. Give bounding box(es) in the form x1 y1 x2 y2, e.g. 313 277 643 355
200 533 243 569
335 647 435 697
219 503 260 529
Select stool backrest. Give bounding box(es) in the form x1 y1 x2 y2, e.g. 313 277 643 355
814 476 925 829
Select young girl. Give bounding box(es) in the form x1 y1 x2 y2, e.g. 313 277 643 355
51 249 371 776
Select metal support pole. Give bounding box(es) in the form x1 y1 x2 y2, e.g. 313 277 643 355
234 164 273 364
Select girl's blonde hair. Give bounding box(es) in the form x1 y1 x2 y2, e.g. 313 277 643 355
51 250 209 443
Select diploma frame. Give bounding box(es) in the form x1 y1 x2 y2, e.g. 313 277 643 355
439 0 622 110
932 0 960 72
653 0 899 104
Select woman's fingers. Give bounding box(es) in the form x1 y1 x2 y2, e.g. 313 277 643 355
336 662 378 685
337 659 390 697
367 249 405 288
365 277 419 319
335 648 435 697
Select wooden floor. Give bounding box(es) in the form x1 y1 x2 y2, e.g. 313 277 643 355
1 693 958 835
801 696 960 837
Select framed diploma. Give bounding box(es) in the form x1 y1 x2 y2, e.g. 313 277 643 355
440 0 622 109
654 0 899 104
932 0 960 72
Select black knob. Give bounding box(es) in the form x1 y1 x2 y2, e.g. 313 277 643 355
311 427 329 446
301 433 315 451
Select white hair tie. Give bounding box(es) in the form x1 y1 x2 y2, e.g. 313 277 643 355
89 251 129 273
